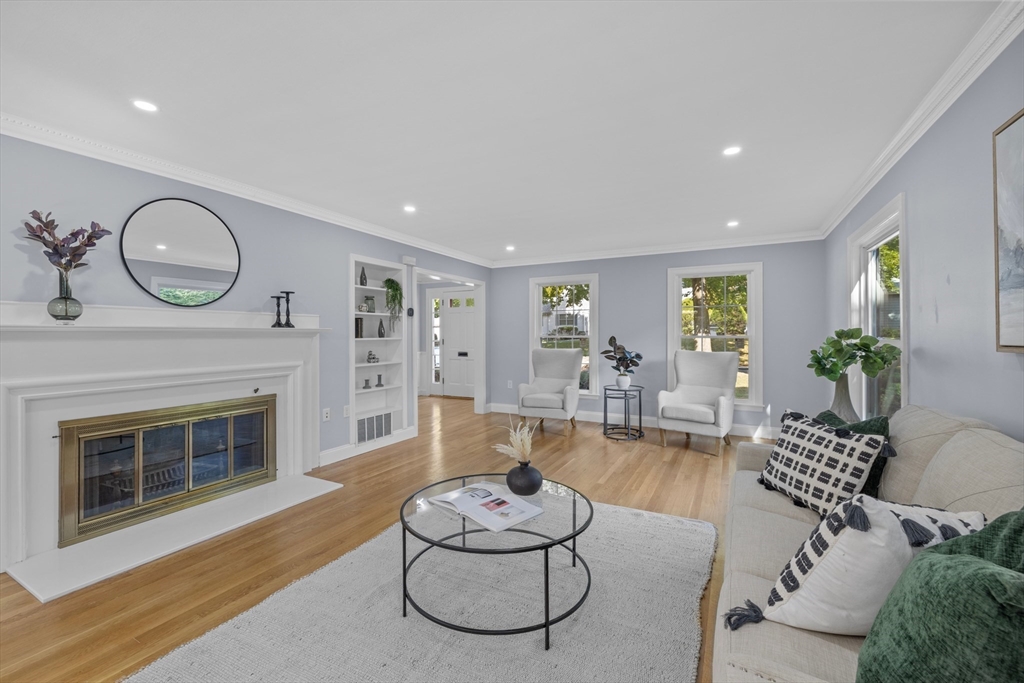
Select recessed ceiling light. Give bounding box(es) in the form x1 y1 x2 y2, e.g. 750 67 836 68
429 275 441 280
133 100 158 112
726 221 739 228
505 245 515 251
404 205 416 213
155 244 167 249
723 146 742 156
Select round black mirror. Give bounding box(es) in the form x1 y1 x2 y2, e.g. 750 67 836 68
121 199 240 306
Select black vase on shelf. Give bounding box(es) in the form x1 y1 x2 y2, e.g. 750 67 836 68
377 319 386 338
359 267 367 286
355 317 364 338
506 460 543 496
375 374 384 388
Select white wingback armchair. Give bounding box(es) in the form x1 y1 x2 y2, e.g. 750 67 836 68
518 348 583 437
657 350 739 454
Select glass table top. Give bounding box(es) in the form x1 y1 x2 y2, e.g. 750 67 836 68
400 474 593 553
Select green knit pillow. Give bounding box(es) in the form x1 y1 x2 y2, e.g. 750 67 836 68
856 511 1024 683
815 411 890 497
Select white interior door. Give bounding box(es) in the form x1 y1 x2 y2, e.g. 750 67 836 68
441 291 476 398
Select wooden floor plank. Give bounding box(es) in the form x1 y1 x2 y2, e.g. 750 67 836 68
0 398 749 683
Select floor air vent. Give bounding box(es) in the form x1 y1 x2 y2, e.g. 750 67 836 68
357 412 392 444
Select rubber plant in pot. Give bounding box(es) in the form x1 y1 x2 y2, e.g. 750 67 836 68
382 277 403 332
22 210 111 323
601 336 642 389
493 417 543 496
808 328 901 423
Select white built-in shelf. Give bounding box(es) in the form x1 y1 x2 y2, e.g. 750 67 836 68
355 383 402 395
354 361 401 368
354 336 399 341
354 311 391 317
355 285 387 293
355 407 403 421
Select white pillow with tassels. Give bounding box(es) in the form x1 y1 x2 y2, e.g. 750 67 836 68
723 495 985 636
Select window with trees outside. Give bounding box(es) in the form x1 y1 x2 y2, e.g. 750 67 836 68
667 263 763 405
866 236 902 417
529 274 599 395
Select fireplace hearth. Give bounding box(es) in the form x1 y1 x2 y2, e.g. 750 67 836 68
59 395 276 547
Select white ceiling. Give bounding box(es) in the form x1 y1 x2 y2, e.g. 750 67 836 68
0 1 1003 266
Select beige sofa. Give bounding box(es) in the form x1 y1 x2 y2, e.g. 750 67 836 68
713 405 1024 683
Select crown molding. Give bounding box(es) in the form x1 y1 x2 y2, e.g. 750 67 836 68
0 113 494 269
490 227 823 268
818 0 1024 239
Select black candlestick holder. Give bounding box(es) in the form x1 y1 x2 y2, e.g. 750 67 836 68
271 296 285 328
280 291 295 328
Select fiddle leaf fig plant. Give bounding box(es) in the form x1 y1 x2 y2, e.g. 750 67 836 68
808 328 901 382
600 335 643 375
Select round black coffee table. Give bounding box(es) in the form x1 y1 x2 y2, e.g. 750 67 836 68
399 474 593 649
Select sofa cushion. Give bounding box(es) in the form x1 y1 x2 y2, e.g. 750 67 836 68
761 411 885 516
881 405 994 503
731 471 823 525
912 428 1024 518
714 572 862 683
661 402 716 423
856 511 1024 683
756 495 985 636
725 502 817 580
521 392 563 409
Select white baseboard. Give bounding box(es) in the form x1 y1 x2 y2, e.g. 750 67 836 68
486 402 779 440
319 426 416 466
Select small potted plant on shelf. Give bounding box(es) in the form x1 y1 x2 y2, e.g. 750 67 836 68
808 327 901 423
383 277 403 332
493 417 543 496
601 336 642 389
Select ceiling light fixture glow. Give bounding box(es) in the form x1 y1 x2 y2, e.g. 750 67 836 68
727 221 739 228
505 245 515 251
404 205 416 213
429 275 441 280
133 100 158 112
722 146 742 156
155 244 167 249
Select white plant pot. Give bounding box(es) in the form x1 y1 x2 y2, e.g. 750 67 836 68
615 374 631 389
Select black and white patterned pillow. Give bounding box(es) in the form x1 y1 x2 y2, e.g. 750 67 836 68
759 411 885 516
723 495 986 636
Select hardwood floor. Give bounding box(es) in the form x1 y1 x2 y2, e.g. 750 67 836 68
0 398 743 683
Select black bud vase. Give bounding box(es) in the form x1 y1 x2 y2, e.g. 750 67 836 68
359 267 367 286
377 319 386 338
506 460 543 496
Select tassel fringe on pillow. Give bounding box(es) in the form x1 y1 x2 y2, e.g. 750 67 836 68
723 600 764 631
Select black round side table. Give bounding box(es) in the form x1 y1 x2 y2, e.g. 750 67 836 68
603 385 644 441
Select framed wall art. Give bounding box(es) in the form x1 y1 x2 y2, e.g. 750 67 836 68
994 107 1024 352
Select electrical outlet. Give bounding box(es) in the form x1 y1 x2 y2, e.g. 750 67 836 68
322 408 331 422
343 405 350 417
507 380 513 389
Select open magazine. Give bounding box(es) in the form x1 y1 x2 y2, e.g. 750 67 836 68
428 482 543 533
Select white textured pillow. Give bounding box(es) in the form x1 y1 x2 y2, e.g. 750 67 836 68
760 411 886 516
724 495 985 636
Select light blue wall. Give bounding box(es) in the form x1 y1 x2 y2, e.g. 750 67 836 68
0 135 490 451
488 241 831 430
824 34 1024 440
124 258 237 292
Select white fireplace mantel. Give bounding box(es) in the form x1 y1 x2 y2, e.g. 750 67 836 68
0 301 337 598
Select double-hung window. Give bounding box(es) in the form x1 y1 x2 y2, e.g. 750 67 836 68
529 274 598 395
849 194 908 418
666 263 763 406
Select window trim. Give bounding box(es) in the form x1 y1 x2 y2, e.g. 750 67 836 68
528 273 599 398
666 262 764 408
847 193 909 417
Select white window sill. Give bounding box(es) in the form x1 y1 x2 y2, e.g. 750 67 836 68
735 403 765 412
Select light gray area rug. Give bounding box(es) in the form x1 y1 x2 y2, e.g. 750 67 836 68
126 502 717 683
